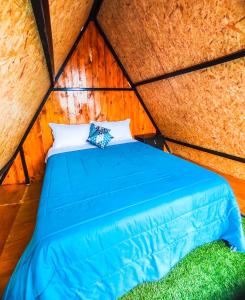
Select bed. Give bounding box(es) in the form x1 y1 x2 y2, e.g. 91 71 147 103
3 140 245 300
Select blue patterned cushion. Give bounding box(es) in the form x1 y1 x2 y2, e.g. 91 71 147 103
88 123 110 137
87 124 113 149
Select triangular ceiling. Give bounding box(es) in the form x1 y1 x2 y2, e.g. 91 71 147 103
1 0 244 181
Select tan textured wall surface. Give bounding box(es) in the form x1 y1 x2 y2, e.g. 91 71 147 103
98 0 245 82
137 58 245 178
138 59 245 157
49 0 93 74
99 0 245 179
168 142 245 180
0 0 50 171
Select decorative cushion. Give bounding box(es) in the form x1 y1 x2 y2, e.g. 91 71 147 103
88 123 110 137
87 124 113 149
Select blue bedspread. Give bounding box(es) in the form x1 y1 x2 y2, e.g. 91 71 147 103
3 142 245 300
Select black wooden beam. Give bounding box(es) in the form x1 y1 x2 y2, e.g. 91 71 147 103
53 87 133 92
165 136 245 163
30 0 54 84
20 146 30 185
90 0 104 20
0 160 12 185
135 49 245 86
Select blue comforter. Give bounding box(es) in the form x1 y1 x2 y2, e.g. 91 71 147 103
3 142 245 300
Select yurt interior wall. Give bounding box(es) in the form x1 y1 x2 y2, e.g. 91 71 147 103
0 0 244 299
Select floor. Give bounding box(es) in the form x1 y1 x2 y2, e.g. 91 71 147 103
0 173 244 297
0 183 42 296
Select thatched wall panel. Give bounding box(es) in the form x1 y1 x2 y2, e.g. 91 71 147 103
98 0 245 82
49 0 93 74
138 58 245 160
0 0 50 171
168 142 245 180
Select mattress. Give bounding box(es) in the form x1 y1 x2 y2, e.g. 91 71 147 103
3 141 245 300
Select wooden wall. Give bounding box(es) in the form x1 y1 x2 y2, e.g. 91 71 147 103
3 22 155 185
98 0 245 179
0 0 50 171
56 21 130 88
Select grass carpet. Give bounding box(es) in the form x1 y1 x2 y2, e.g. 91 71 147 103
121 218 245 300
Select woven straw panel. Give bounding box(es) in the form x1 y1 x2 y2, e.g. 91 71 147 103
0 0 50 171
98 0 245 82
137 58 245 178
167 142 245 180
49 0 93 74
138 59 245 157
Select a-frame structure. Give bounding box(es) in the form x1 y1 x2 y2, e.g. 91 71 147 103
1 0 244 186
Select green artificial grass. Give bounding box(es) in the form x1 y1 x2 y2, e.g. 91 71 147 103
121 218 245 300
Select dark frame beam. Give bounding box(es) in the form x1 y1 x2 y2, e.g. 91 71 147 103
165 136 245 163
19 146 30 185
30 0 54 84
95 11 244 162
0 161 13 185
53 87 133 92
90 0 104 21
135 49 245 86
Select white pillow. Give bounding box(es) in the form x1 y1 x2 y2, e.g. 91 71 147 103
92 119 132 141
49 123 90 149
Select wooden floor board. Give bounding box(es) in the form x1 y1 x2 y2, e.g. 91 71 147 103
0 183 41 296
0 205 20 257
